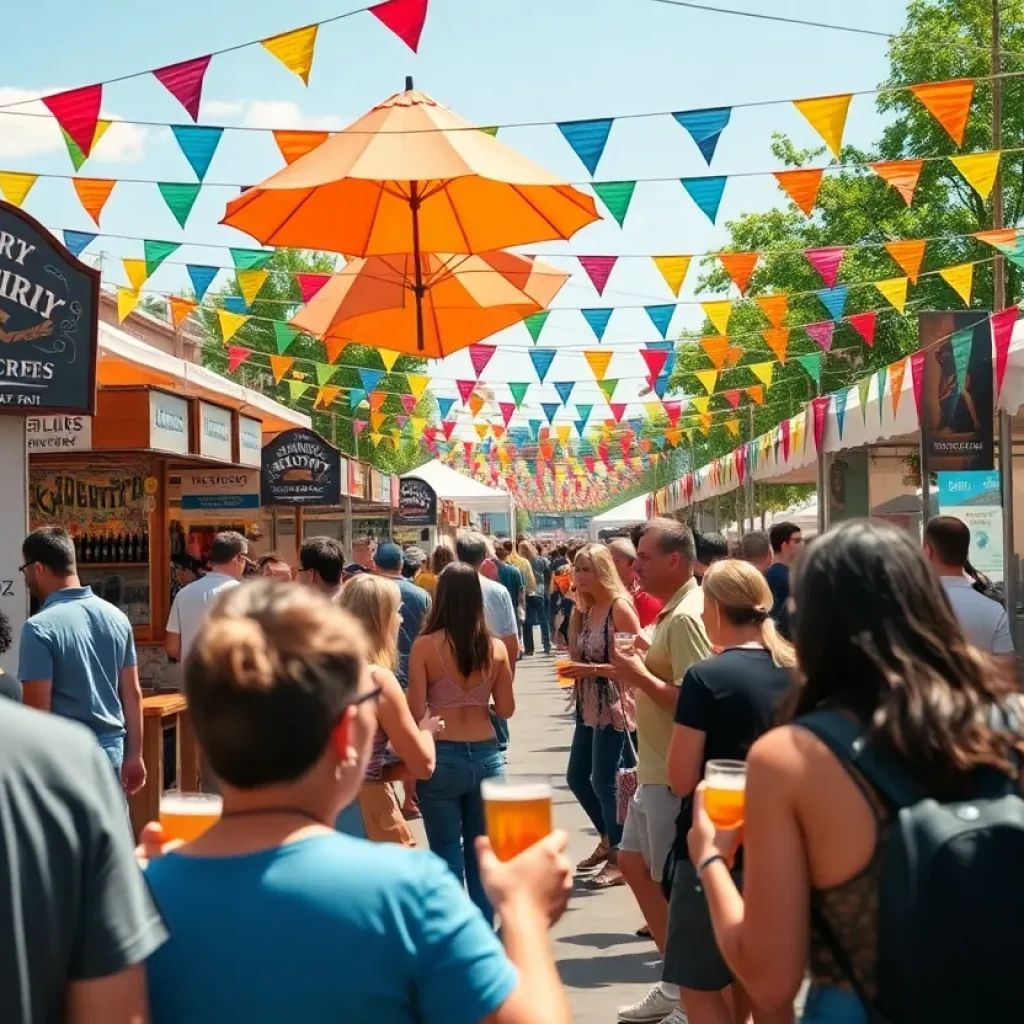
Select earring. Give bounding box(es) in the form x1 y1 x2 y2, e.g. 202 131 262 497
334 761 345 781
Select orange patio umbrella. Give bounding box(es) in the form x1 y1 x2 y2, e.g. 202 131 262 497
290 251 569 359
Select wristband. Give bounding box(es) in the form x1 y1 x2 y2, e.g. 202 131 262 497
697 853 725 877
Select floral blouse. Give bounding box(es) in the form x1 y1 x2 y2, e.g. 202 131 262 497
573 604 635 732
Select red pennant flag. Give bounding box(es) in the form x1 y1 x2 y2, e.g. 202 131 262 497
296 273 331 302
369 0 430 52
401 394 417 414
456 380 475 403
499 402 516 426
811 397 829 452
44 84 103 157
469 343 496 377
619 435 632 457
641 348 669 378
781 419 791 460
153 55 212 121
847 311 877 347
992 305 1019 395
910 351 926 416
227 346 251 373
441 421 456 441
584 456 596 473
463 442 474 463
723 389 741 409
804 247 845 288
609 403 627 422
578 255 617 295
735 446 746 486
664 400 682 426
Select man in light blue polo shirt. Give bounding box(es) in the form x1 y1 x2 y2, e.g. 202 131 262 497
18 527 145 795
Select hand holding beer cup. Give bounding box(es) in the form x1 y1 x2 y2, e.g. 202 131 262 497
687 761 745 869
477 829 573 926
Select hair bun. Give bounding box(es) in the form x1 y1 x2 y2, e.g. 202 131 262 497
198 616 275 690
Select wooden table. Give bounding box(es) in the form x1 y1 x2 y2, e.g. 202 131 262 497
128 693 201 838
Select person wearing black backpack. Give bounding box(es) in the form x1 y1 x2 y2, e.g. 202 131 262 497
684 519 1024 1024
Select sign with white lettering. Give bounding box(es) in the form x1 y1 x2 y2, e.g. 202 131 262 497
26 414 92 452
181 469 260 515
238 415 262 468
395 477 437 527
0 202 98 414
149 391 189 455
198 401 232 461
261 428 342 505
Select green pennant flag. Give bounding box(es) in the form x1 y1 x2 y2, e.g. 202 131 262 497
592 180 637 228
523 311 549 345
875 366 888 412
316 363 338 387
598 378 619 402
143 240 180 278
857 375 872 423
273 322 299 354
230 248 274 271
62 128 88 172
950 327 973 393
795 353 821 389
157 182 201 228
478 126 499 137
509 382 530 408
287 380 310 403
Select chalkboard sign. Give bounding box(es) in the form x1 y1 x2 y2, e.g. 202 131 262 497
0 202 98 414
395 477 438 526
261 428 342 506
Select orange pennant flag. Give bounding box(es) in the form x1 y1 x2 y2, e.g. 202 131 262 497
910 79 975 145
773 168 823 215
701 300 733 335
72 177 116 226
762 328 790 364
316 385 342 409
718 252 758 295
652 255 691 296
745 385 765 405
950 151 1001 200
884 239 926 284
371 411 388 431
756 295 788 328
793 94 852 158
889 358 908 417
974 227 1018 248
698 413 713 435
701 336 732 370
269 355 294 384
169 296 197 329
273 130 330 165
261 24 319 84
870 160 924 206
725 419 740 437
584 350 614 380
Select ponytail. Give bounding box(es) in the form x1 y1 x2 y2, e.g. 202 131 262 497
759 614 796 668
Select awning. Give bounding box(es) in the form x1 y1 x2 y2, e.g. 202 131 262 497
402 459 510 514
97 322 310 434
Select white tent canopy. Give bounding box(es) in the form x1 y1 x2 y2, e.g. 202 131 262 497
589 495 649 540
402 460 511 514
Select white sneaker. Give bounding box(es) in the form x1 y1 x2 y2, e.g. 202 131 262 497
659 1010 689 1024
617 984 680 1023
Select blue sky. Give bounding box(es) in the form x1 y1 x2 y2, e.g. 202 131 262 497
1 0 910 428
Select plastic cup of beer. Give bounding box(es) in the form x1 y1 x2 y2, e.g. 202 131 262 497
614 631 636 653
554 658 575 688
159 792 223 843
481 778 553 861
703 760 746 829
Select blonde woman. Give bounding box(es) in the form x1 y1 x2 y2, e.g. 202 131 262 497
661 559 795 1024
560 543 641 888
338 575 443 845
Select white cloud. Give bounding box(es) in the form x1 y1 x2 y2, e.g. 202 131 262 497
204 98 344 131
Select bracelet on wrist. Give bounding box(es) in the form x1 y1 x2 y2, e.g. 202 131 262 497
697 853 726 877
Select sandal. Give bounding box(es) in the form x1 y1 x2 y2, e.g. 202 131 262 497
589 860 625 888
576 841 610 870
635 924 652 938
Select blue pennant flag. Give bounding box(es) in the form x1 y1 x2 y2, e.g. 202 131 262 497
556 118 614 176
582 308 613 342
681 176 727 223
541 402 560 425
553 381 575 405
575 403 593 423
223 295 250 315
171 125 224 181
63 230 96 258
437 397 456 419
816 285 849 322
574 419 589 437
527 419 542 441
348 388 367 410
628 418 644 435
653 374 669 398
529 348 557 383
510 426 530 446
644 304 675 340
186 264 218 302
672 108 732 164
358 369 384 392
834 389 849 439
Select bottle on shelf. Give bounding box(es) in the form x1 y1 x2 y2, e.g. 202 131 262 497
115 533 124 562
82 534 92 564
140 531 149 562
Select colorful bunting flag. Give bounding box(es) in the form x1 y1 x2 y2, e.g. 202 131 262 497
378 350 401 372
857 376 872 422
468 343 496 377
541 402 560 425
749 362 773 387
169 296 197 329
909 351 927 416
641 348 669 379
509 383 530 408
223 296 250 316
746 385 765 405
875 366 888 414
690 395 710 415
261 24 318 84
368 0 430 52
870 159 924 206
61 120 111 172
360 368 384 392
795 352 822 389
230 249 274 271
884 239 926 283
992 306 1019 395
153 55 211 121
142 239 179 278
652 255 691 296
116 287 140 323
875 276 909 314
805 321 835 352
681 176 727 223
644 304 674 339
950 150 1001 200
773 168 824 215
816 285 848 322
158 182 201 228
762 328 789 363
529 348 557 383
273 130 330 166
793 93 851 157
62 230 96 258
701 335 732 370
186 264 218 302
437 397 456 419
72 177 115 226
557 118 613 176
847 310 877 346
554 381 575 405
910 79 974 145
694 369 718 394
287 380 310 403
217 309 249 344
756 294 788 328
702 300 732 335
598 379 618 403
236 269 268 307
673 107 731 163
122 258 149 293
498 402 516 426
44 84 103 157
719 251 758 294
582 308 612 342
939 263 974 305
592 181 636 227
406 374 429 399
0 172 36 212
578 255 617 295
227 346 252 374
890 358 908 416
584 350 613 380
805 247 844 288
171 125 224 181
523 311 550 344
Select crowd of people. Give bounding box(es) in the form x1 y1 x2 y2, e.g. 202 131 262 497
0 510 1021 1023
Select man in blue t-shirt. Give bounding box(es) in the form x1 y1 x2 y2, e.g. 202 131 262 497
18 527 145 794
373 543 431 688
764 521 803 640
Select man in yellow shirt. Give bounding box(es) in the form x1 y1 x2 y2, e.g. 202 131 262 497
504 539 536 592
610 518 711 1024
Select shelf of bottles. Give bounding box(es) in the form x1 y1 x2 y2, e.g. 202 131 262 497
75 531 149 566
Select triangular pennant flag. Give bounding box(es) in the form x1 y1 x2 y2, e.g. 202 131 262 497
0 172 37 208
592 181 636 227
158 182 201 228
274 130 330 166
950 151 1001 200
663 401 681 426
236 269 268 307
292 272 330 303
169 296 197 329
644 304 675 339
360 369 384 393
992 306 1019 395
261 24 318 84
950 327 973 393
541 402 560 425
793 93 852 157
811 397 830 451
910 79 975 145
756 294 788 328
227 346 252 374
143 240 179 278
498 402 516 426
287 380 310 403
578 256 617 295
848 310 877 346
529 348 557 383
469 344 496 377
265 322 296 356
509 383 530 408
582 308 613 341
805 321 835 352
468 393 485 417
719 252 758 294
116 287 140 323
805 247 845 288
316 385 342 410
870 159 924 206
875 277 909 314
315 363 338 387
724 419 740 437
795 352 822 389
217 309 249 344
523 311 549 344
557 118 613 176
354 419 370 437
939 263 974 305
681 176 727 223
701 335 732 370
598 379 618 403
72 178 115 226
379 350 401 372
857 376 872 423
122 258 149 293
884 239 926 283
773 168 824 215
672 107 731 164
641 349 669 378
62 230 96 258
890 358 908 417
701 300 732 335
368 0 429 52
576 403 594 424
230 249 274 271
437 397 456 419
554 381 575 405
816 286 848 322
43 85 102 157
61 120 110 171
608 403 627 422
153 55 211 121
694 369 718 394
975 227 1019 248
223 296 250 316
652 256 691 296
762 328 790 363
171 125 223 181
910 351 927 416
186 265 218 302
584 351 614 380
477 126 499 138
876 366 889 413
749 362 773 387
723 390 741 410
746 386 765 405
690 395 710 415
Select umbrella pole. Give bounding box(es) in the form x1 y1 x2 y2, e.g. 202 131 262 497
409 178 426 353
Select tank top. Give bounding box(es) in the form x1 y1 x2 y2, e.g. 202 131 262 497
426 635 496 710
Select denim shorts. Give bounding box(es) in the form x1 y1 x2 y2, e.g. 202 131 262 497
801 986 869 1024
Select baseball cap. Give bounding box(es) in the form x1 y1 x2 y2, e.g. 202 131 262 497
373 542 403 571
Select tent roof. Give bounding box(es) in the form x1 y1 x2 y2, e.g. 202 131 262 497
591 495 649 526
402 460 510 513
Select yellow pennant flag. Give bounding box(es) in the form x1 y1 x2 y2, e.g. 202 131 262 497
369 433 384 448
122 258 150 293
474 423 490 441
643 401 663 420
236 269 268 307
406 374 430 399
652 255 691 296
890 358 908 417
950 151 1001 200
756 294 788 328
875 277 909 315
694 369 718 394
217 309 250 344
884 239 926 284
748 362 774 387
725 419 740 437
701 300 733 335
410 416 426 434
665 428 682 447
169 296 197 329
379 349 401 372
0 171 37 208
699 413 713 435
116 287 140 323
793 93 852 158
700 335 732 370
555 425 571 446
261 24 319 84
584 350 614 380
939 263 974 305
269 355 294 384
690 395 710 415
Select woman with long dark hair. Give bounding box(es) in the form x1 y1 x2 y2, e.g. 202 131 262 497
407 562 515 923
686 520 1023 1023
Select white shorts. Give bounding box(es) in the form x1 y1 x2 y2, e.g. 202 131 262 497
619 784 681 882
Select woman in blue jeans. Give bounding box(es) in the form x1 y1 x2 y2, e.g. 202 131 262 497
408 563 515 923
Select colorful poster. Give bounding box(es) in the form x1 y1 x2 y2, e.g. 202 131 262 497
937 470 1003 580
29 460 149 534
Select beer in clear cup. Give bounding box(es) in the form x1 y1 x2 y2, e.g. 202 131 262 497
554 658 575 688
481 778 552 861
159 792 223 843
703 759 746 829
